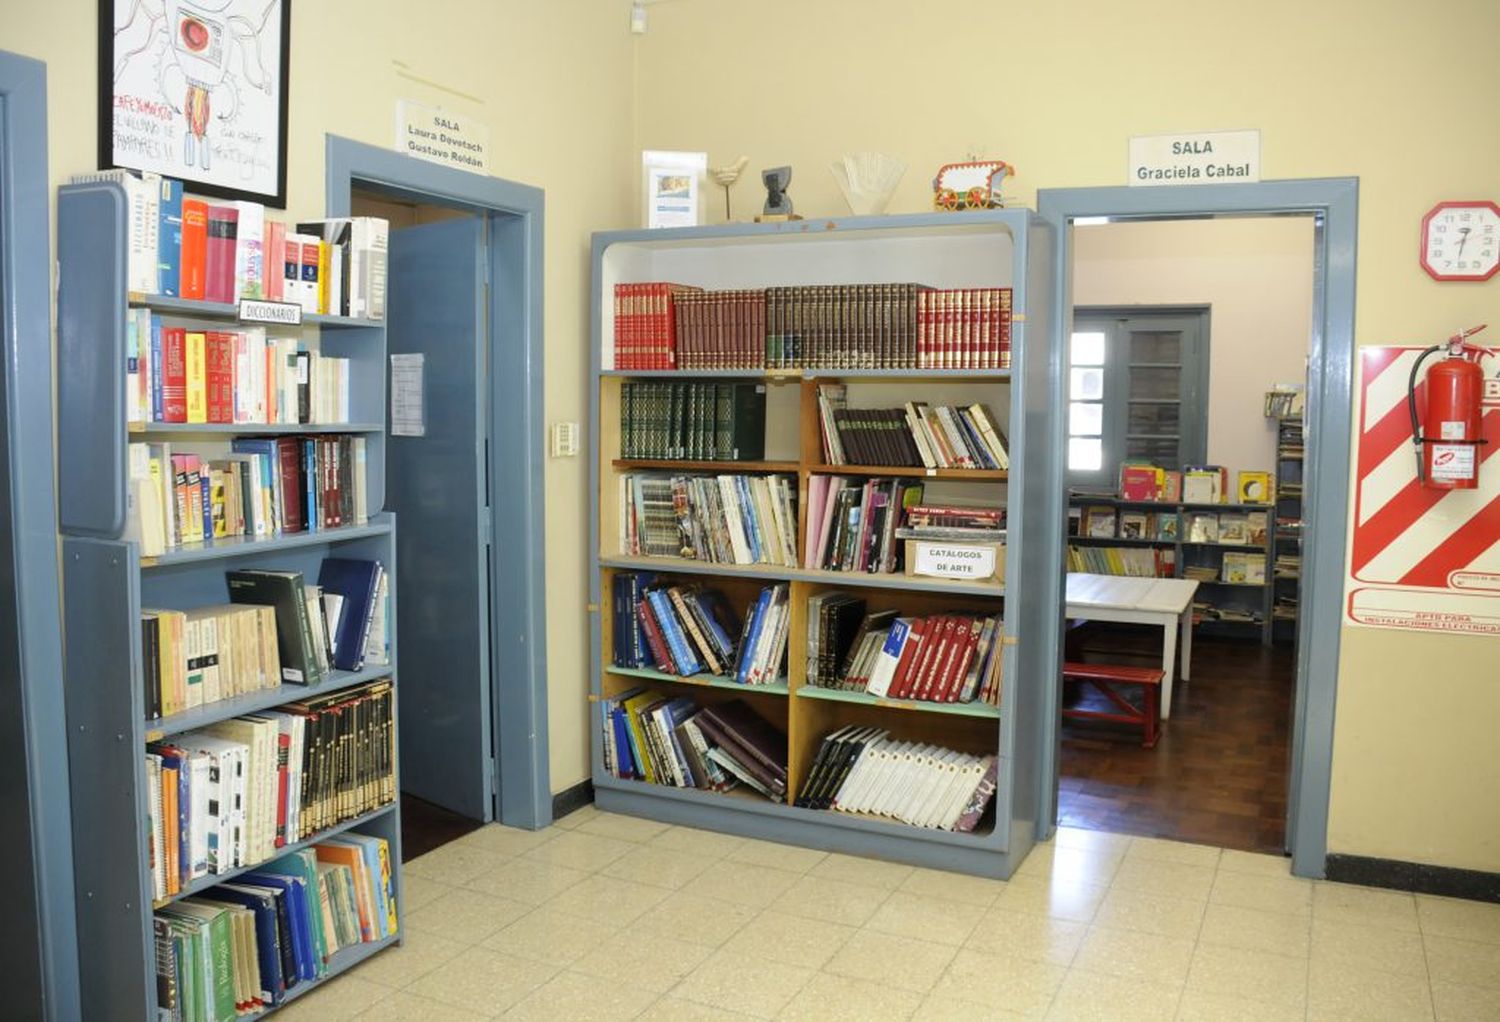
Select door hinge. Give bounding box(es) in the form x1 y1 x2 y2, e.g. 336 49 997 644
480 504 493 545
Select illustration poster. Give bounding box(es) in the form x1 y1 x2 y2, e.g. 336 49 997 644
1345 345 1500 635
103 0 290 205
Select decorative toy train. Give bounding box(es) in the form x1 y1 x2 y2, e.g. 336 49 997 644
932 160 1015 211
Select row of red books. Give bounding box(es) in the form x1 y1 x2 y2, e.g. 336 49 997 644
610 281 1013 371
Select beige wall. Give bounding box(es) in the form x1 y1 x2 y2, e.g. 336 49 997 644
5 0 638 800
1073 218 1314 476
10 0 1500 869
635 0 1500 871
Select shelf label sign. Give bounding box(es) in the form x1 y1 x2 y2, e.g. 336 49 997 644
1345 345 1500 634
391 353 426 437
238 299 303 325
911 542 999 580
396 100 489 175
1129 130 1260 186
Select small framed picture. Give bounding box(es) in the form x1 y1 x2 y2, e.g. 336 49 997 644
100 0 292 207
643 150 706 229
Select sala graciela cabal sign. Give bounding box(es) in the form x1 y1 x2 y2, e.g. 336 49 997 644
1129 130 1260 186
396 101 490 175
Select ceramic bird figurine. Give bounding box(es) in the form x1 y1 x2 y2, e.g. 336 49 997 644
710 156 750 220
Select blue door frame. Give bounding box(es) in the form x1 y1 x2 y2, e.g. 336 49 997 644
326 137 551 828
1038 179 1358 878
0 49 81 1019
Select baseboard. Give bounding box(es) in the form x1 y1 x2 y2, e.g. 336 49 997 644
1325 853 1500 904
552 779 595 822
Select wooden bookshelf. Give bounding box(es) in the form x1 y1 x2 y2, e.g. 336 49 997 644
57 181 403 1018
588 212 1059 879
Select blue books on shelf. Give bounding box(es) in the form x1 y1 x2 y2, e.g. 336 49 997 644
212 883 287 1004
646 588 701 675
241 872 316 983
734 588 771 684
158 177 183 296
317 558 383 671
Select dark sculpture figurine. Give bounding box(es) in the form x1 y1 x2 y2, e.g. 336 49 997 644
762 166 793 216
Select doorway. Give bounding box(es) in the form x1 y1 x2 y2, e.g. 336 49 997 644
326 137 550 848
1038 181 1358 879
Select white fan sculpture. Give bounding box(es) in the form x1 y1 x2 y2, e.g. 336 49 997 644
830 152 906 216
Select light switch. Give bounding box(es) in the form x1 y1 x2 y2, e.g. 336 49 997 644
551 421 579 457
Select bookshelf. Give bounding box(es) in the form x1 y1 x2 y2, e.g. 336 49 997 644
1273 413 1304 639
56 181 402 1017
589 212 1058 878
1067 495 1277 644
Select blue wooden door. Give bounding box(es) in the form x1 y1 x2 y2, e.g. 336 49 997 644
386 216 493 819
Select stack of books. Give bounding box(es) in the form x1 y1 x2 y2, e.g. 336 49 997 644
1184 510 1269 546
127 310 352 427
71 170 387 317
619 473 797 565
671 289 767 369
601 694 788 801
796 728 998 831
611 573 789 685
816 386 1009 470
805 598 1003 706
609 282 1014 371
619 381 766 461
125 435 369 555
914 288 1013 369
1221 551 1268 584
143 560 390 717
1066 545 1175 578
144 679 395 898
804 477 925 574
153 836 396 1014
612 282 701 369
898 503 1006 541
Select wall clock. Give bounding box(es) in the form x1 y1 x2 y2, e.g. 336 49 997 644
1420 201 1500 281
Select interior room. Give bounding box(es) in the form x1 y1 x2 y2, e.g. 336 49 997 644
1060 216 1313 854
3 2 1499 1020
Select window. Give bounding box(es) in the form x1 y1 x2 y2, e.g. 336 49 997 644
1066 309 1209 488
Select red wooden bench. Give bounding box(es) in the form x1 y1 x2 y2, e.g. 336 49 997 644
1061 661 1166 748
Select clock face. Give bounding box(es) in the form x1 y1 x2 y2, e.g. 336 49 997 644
1421 201 1500 281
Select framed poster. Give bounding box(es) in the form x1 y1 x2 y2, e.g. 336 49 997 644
101 1 291 207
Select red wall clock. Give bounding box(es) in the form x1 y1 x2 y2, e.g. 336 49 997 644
1421 201 1500 281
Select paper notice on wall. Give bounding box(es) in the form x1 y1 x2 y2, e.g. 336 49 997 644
1344 345 1500 635
390 353 425 437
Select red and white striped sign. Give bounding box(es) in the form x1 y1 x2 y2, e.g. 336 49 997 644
1346 345 1500 634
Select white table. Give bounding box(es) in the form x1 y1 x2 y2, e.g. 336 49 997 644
1065 573 1199 720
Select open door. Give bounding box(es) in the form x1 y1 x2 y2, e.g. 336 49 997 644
385 215 494 819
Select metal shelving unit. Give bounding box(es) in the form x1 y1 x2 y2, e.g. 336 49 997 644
1068 494 1277 644
588 211 1060 879
56 181 402 1018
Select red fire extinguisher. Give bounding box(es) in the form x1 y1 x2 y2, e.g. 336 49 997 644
1408 324 1494 489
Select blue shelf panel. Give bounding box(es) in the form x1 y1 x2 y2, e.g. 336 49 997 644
155 802 397 907
797 685 1001 719
601 555 1005 598
603 368 1012 381
129 422 385 436
129 292 385 330
146 665 394 739
605 665 789 695
143 519 393 568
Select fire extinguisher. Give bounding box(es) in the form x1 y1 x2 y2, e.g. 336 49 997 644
1408 324 1494 489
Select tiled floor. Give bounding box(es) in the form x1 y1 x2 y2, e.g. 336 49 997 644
280 807 1500 1021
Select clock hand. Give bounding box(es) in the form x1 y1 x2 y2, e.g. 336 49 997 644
1457 227 1471 256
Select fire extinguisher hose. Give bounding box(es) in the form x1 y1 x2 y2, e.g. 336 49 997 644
1408 344 1442 484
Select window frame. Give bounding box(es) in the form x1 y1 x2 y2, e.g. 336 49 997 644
1066 306 1211 489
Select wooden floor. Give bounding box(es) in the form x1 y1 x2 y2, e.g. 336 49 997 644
1059 626 1295 854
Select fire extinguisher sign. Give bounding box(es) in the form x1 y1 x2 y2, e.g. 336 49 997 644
1345 345 1500 634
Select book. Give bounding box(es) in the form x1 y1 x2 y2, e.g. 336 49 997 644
315 559 384 672
226 570 323 686
204 205 240 304
618 381 766 461
1237 470 1275 504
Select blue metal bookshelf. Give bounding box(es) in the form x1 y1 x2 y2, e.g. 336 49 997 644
588 210 1062 879
56 181 403 1018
